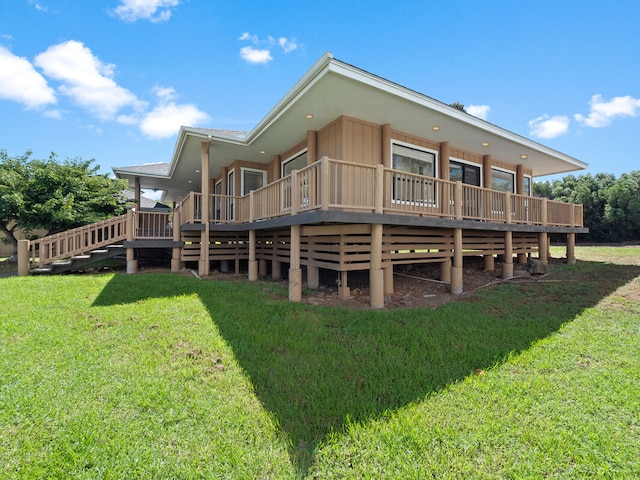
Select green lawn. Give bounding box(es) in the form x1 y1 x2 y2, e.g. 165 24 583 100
1 247 639 478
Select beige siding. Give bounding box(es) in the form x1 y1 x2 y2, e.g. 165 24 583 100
342 116 382 166
317 117 343 160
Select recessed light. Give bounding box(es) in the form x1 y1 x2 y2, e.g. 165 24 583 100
305 114 313 119
520 154 528 159
482 142 490 147
195 169 200 173
188 180 192 183
432 125 440 131
259 150 266 154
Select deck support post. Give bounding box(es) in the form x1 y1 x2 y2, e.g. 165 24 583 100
272 261 281 280
450 228 463 294
566 233 576 264
17 239 29 276
370 223 384 309
248 230 258 281
538 232 549 265
484 254 495 271
259 259 268 277
440 258 451 283
503 231 513 279
307 265 320 289
517 253 527 264
384 264 394 295
171 208 181 272
289 224 302 302
337 271 351 299
126 208 137 274
199 140 211 276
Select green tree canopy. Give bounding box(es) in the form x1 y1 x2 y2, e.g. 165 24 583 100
0 150 129 254
534 171 640 243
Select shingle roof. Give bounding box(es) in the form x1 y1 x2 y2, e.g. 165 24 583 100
187 127 249 139
115 162 170 176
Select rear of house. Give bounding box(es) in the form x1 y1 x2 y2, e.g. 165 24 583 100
24 53 588 308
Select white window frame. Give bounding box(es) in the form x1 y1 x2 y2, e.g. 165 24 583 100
281 149 308 178
241 167 267 196
449 157 482 187
390 140 438 206
227 169 235 220
213 180 222 221
490 166 516 193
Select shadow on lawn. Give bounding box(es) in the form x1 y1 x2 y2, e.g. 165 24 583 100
93 260 640 475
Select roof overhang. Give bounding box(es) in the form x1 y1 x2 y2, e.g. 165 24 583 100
114 52 587 202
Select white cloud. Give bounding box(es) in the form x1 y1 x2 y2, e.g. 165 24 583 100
574 94 640 128
137 85 209 138
29 1 47 12
34 40 145 120
278 37 299 53
238 32 300 64
528 114 570 139
467 104 490 120
0 46 56 109
112 0 180 23
239 46 273 65
239 32 259 44
140 103 209 138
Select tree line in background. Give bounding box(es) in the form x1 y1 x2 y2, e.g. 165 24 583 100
534 171 640 243
1 150 129 256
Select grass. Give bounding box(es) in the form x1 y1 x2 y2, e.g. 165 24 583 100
0 247 639 478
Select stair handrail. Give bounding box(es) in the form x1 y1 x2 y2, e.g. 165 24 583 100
29 213 129 267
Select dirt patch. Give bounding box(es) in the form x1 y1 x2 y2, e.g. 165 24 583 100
300 256 557 310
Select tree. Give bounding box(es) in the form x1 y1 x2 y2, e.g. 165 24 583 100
0 150 129 256
450 102 467 112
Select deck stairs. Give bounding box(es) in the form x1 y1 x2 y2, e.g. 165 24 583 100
30 244 125 275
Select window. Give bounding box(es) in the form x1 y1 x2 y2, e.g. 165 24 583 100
491 168 515 193
523 176 532 196
241 168 266 195
392 142 437 204
282 150 308 177
449 159 481 186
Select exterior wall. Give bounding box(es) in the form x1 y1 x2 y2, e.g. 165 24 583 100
317 117 343 160
342 116 383 166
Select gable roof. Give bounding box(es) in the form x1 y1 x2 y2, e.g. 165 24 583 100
114 53 587 202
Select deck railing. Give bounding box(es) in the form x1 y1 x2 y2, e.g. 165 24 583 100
176 156 584 228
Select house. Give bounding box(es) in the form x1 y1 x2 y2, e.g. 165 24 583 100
21 53 588 308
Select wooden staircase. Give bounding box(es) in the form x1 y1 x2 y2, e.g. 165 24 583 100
30 245 125 274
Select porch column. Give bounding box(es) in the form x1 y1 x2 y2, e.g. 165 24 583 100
126 208 137 274
248 229 258 281
483 155 492 189
440 258 451 283
503 231 513 279
199 141 211 276
17 239 29 276
382 124 392 169
450 228 463 294
171 207 182 272
516 165 525 195
289 225 302 302
307 130 317 163
370 223 384 309
259 259 268 277
134 176 141 210
566 233 576 264
538 232 549 265
439 141 450 181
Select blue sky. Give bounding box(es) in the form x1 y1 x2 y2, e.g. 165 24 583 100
1 0 639 185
